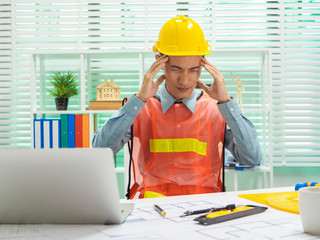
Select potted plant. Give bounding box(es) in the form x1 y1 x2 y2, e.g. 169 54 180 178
48 71 78 110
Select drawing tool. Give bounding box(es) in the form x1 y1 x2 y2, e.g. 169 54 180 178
154 204 166 217
238 191 299 214
181 204 236 217
194 205 267 225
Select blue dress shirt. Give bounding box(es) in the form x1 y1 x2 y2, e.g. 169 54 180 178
92 85 262 167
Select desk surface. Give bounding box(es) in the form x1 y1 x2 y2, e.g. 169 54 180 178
1 187 318 240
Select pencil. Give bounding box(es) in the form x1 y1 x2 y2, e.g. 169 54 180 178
153 204 166 217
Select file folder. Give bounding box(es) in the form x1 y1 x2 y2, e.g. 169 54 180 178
75 114 82 148
33 119 43 148
68 114 75 148
60 114 68 148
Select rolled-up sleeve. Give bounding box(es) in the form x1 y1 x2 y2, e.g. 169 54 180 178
92 95 145 155
217 97 262 167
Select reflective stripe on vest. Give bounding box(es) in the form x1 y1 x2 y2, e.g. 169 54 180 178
149 138 207 156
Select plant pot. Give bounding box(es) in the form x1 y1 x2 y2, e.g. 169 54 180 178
55 98 69 111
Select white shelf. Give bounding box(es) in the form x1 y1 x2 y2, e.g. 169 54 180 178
32 110 118 115
225 165 271 172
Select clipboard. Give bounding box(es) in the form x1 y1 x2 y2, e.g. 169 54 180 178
194 205 268 225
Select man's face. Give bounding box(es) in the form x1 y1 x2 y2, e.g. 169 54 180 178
160 55 202 100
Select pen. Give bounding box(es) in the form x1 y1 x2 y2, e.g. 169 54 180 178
180 204 236 217
153 204 166 217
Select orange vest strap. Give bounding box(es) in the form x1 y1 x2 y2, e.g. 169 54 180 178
129 182 140 200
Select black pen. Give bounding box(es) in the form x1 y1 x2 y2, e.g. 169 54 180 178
153 204 166 217
180 204 236 217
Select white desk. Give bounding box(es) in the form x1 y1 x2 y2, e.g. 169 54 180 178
0 187 317 240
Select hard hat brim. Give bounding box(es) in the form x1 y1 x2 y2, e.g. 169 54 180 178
152 45 211 56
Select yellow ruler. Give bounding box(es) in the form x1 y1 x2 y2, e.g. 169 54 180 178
238 191 299 214
194 205 268 225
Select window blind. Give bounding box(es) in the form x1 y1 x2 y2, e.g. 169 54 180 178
273 1 320 166
0 1 13 148
1 0 319 166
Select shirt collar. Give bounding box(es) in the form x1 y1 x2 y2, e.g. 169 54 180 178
155 85 201 114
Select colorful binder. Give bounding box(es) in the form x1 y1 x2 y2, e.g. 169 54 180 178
34 114 88 149
52 119 61 148
82 114 90 148
33 119 43 148
67 114 75 148
60 114 68 148
75 114 82 148
42 119 52 148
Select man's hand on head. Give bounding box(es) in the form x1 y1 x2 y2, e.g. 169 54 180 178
198 58 231 103
136 54 168 102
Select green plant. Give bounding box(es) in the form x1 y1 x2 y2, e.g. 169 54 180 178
47 72 78 98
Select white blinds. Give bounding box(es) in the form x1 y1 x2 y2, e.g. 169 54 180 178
273 1 320 166
0 1 13 147
1 1 319 166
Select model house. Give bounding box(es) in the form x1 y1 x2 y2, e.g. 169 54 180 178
96 79 120 100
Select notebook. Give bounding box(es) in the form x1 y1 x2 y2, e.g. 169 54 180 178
0 148 134 224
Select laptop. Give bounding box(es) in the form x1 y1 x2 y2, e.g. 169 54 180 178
0 148 134 224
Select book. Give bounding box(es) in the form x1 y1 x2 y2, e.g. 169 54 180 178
42 119 52 148
33 119 43 148
82 114 90 148
60 114 68 148
75 114 82 148
86 100 122 110
52 119 61 148
68 114 75 148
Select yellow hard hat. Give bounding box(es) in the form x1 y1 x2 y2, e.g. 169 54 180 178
152 15 211 56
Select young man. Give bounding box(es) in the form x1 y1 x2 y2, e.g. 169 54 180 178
93 15 262 198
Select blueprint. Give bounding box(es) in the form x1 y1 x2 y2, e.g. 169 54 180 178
0 191 318 240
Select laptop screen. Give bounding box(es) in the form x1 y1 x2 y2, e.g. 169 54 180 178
0 148 132 224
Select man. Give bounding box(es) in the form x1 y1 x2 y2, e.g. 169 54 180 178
93 15 262 198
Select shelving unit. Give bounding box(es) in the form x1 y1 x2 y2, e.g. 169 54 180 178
30 49 272 195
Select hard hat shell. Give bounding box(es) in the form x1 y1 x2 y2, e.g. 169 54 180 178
152 15 211 56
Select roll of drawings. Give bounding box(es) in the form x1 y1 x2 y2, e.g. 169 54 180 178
295 182 320 191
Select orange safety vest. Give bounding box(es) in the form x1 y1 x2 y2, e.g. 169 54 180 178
129 93 226 199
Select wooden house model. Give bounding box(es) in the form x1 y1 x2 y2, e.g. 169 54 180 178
96 79 120 101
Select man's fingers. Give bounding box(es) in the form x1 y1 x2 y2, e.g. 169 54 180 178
145 62 165 83
197 79 209 92
146 61 166 81
149 55 168 72
155 74 165 88
201 61 224 81
152 63 165 80
200 58 223 78
203 64 219 79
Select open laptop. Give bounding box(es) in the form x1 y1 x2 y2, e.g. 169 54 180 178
0 148 134 224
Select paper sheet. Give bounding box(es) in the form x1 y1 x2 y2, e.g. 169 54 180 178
0 193 317 240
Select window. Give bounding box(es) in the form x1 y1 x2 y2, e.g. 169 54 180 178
1 1 319 166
